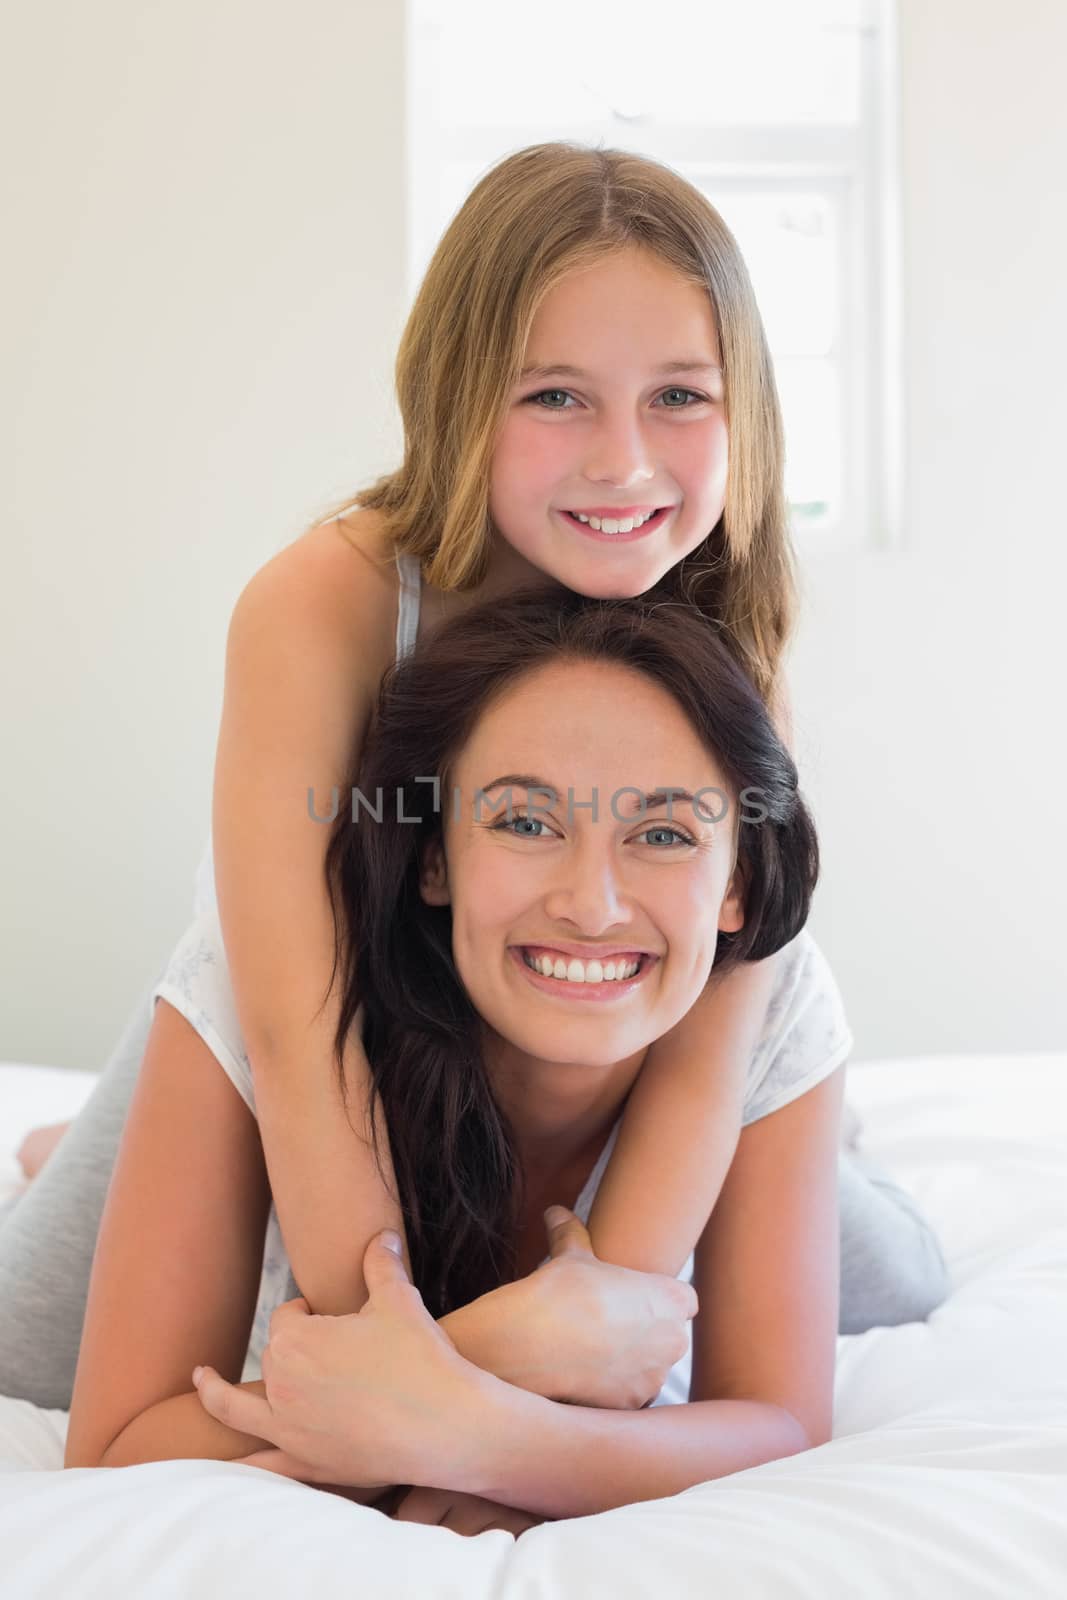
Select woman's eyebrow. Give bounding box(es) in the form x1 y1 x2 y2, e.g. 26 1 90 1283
480 776 705 816
518 360 722 380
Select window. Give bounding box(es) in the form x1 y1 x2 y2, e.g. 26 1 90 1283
407 0 900 551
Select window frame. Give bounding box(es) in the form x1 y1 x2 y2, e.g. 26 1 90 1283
406 0 901 553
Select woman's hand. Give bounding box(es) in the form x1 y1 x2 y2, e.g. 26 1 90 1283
518 1206 699 1410
225 1443 398 1507
192 1230 495 1493
390 1485 548 1538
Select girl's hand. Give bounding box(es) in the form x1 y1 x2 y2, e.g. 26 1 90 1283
391 1485 548 1538
193 1231 494 1493
522 1207 699 1410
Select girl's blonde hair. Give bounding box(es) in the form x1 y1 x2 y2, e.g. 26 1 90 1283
304 141 798 707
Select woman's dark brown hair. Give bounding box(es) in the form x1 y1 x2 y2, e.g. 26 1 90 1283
322 583 818 1319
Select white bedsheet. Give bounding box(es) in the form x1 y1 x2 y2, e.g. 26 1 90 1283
1 1052 1065 1597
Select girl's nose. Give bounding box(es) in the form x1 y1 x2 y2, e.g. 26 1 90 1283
583 413 656 488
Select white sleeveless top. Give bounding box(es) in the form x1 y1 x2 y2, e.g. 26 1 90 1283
158 546 853 1403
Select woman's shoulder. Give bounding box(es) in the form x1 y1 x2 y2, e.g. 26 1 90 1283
741 931 854 1127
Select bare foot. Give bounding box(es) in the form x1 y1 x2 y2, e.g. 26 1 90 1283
16 1120 72 1181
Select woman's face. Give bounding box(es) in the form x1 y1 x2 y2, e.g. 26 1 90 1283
487 243 729 602
418 659 745 1094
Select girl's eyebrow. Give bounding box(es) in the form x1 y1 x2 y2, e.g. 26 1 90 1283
518 360 722 380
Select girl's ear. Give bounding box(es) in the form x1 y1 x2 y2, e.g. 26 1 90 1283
418 837 451 906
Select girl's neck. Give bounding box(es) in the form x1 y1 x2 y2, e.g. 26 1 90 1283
418 530 566 651
480 528 564 603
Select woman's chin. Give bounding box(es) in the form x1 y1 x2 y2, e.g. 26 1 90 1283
502 1031 642 1071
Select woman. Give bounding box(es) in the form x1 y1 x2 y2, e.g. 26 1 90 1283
66 582 866 1528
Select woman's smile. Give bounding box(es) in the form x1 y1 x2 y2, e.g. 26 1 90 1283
508 943 658 1002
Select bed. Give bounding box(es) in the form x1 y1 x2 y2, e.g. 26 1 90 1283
1 1051 1064 1597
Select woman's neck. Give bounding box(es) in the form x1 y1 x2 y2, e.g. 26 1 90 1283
485 1032 645 1188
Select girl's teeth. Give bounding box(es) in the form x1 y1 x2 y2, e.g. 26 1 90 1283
523 950 640 982
570 510 656 533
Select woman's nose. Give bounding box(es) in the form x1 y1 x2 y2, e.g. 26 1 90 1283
542 848 632 932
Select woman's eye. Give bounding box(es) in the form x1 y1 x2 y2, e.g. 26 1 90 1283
493 813 550 838
492 816 695 848
638 826 697 848
523 387 707 411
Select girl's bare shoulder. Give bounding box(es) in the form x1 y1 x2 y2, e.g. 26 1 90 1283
234 508 401 683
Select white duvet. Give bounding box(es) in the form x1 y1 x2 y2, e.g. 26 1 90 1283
1 1052 1065 1598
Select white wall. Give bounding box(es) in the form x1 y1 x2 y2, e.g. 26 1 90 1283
1 2 409 1069
793 0 1067 1057
2 1 1064 1072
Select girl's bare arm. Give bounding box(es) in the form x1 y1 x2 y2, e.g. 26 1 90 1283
211 526 414 1314
585 673 797 1276
584 953 780 1276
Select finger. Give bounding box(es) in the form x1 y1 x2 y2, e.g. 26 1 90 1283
450 1502 532 1537
193 1365 276 1438
392 1486 440 1523
657 1276 699 1319
543 1205 593 1254
363 1229 410 1290
267 1296 312 1342
375 1484 413 1518
678 1283 699 1318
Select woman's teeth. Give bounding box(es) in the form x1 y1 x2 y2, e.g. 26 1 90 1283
569 509 657 533
522 950 641 983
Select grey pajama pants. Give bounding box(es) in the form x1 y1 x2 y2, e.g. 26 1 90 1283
0 976 951 1412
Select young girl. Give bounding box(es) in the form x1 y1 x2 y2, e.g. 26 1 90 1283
1 141 948 1414
65 585 832 1512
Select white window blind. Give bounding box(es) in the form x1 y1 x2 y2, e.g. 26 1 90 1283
407 0 900 551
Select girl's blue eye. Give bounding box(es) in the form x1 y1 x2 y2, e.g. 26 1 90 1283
523 387 707 411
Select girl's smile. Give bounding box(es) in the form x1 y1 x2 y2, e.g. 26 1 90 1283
555 506 675 544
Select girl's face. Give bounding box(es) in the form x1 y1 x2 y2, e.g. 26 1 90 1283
488 243 729 601
418 659 745 1134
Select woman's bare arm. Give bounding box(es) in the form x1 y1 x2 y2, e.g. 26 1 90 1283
211 525 414 1314
64 1001 275 1469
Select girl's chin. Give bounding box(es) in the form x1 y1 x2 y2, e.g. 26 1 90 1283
493 555 654 607
560 547 689 599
